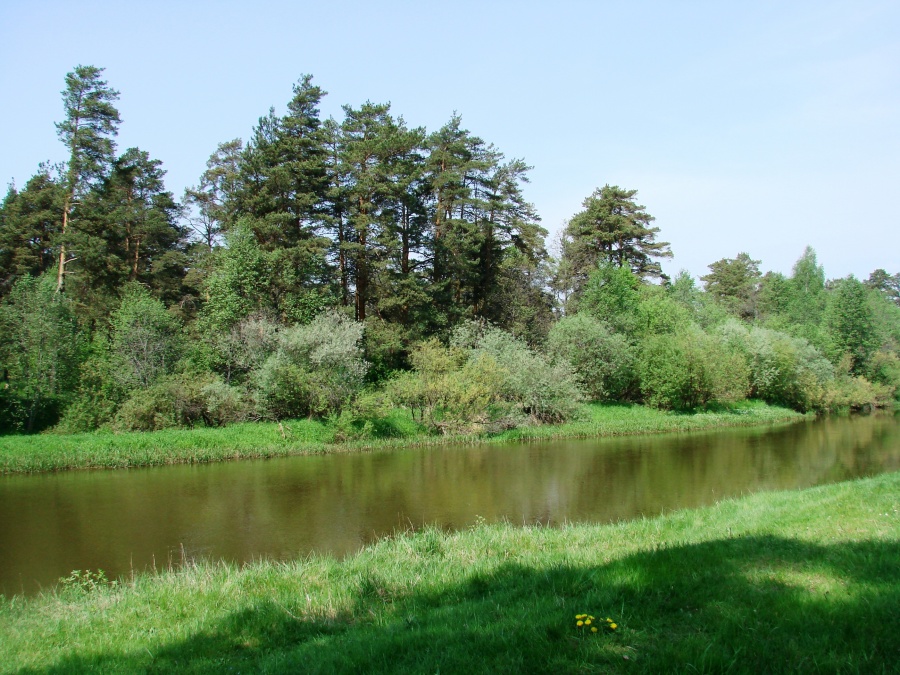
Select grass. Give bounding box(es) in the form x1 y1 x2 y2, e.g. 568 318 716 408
1 470 897 673
0 400 806 474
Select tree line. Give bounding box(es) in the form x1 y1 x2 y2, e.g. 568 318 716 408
1 65 898 434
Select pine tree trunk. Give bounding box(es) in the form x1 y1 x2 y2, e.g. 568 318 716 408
56 195 71 293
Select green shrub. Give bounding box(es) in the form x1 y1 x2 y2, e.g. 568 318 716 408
820 374 892 411
385 339 510 434
114 373 250 431
452 322 584 424
638 327 748 410
868 349 900 400
634 285 693 337
546 313 636 401
109 285 182 394
253 310 367 420
363 316 410 384
719 321 834 411
0 274 82 433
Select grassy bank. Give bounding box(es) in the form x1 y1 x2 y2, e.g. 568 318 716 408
2 471 897 673
0 401 806 474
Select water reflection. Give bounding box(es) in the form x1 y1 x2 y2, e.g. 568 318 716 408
1 413 898 595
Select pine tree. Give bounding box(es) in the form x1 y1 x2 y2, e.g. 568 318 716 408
183 139 243 250
102 148 187 298
0 167 64 296
560 185 672 298
701 252 762 320
55 65 121 292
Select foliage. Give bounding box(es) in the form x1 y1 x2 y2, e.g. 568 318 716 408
868 349 900 400
546 313 636 401
199 224 271 331
3 65 899 435
253 309 367 420
0 168 63 297
0 274 82 432
114 373 249 432
866 268 900 307
634 284 693 337
560 185 672 298
701 252 761 320
578 261 640 333
638 326 749 410
826 276 880 376
56 64 121 293
451 322 584 423
362 316 410 384
385 340 509 434
719 321 834 411
786 246 826 326
108 284 183 394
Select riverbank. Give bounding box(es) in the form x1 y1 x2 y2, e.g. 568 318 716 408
0 401 807 474
1 470 896 673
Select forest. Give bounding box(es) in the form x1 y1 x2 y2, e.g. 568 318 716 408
2 65 899 436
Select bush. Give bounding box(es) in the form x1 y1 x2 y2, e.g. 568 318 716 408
253 310 367 420
385 339 509 434
114 373 250 431
719 321 834 411
819 374 892 412
546 313 636 401
634 285 693 337
452 322 584 424
638 327 749 410
363 317 410 384
109 285 182 394
868 349 900 401
0 274 82 433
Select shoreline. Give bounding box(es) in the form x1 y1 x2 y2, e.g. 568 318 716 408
0 400 809 475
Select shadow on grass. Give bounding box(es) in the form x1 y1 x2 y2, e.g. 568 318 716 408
22 534 900 674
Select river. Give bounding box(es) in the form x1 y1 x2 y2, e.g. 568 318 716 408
1 413 898 596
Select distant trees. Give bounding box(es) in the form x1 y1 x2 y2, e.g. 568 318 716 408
826 276 880 376
3 64 899 434
701 253 761 320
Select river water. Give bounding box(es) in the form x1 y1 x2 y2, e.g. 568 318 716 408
1 413 898 596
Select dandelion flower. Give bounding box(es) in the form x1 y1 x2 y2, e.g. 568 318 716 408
584 619 591 625
610 623 618 630
591 627 598 633
577 620 584 627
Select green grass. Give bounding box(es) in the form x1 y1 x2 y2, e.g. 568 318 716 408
0 401 806 474
1 471 897 673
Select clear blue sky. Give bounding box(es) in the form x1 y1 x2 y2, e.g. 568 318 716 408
2 0 898 282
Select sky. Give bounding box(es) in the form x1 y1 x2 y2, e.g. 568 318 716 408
1 0 898 282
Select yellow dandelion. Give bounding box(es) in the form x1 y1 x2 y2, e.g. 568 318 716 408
591 626 598 633
576 614 585 619
584 619 591 625
577 620 584 627
610 623 618 630
606 618 612 622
